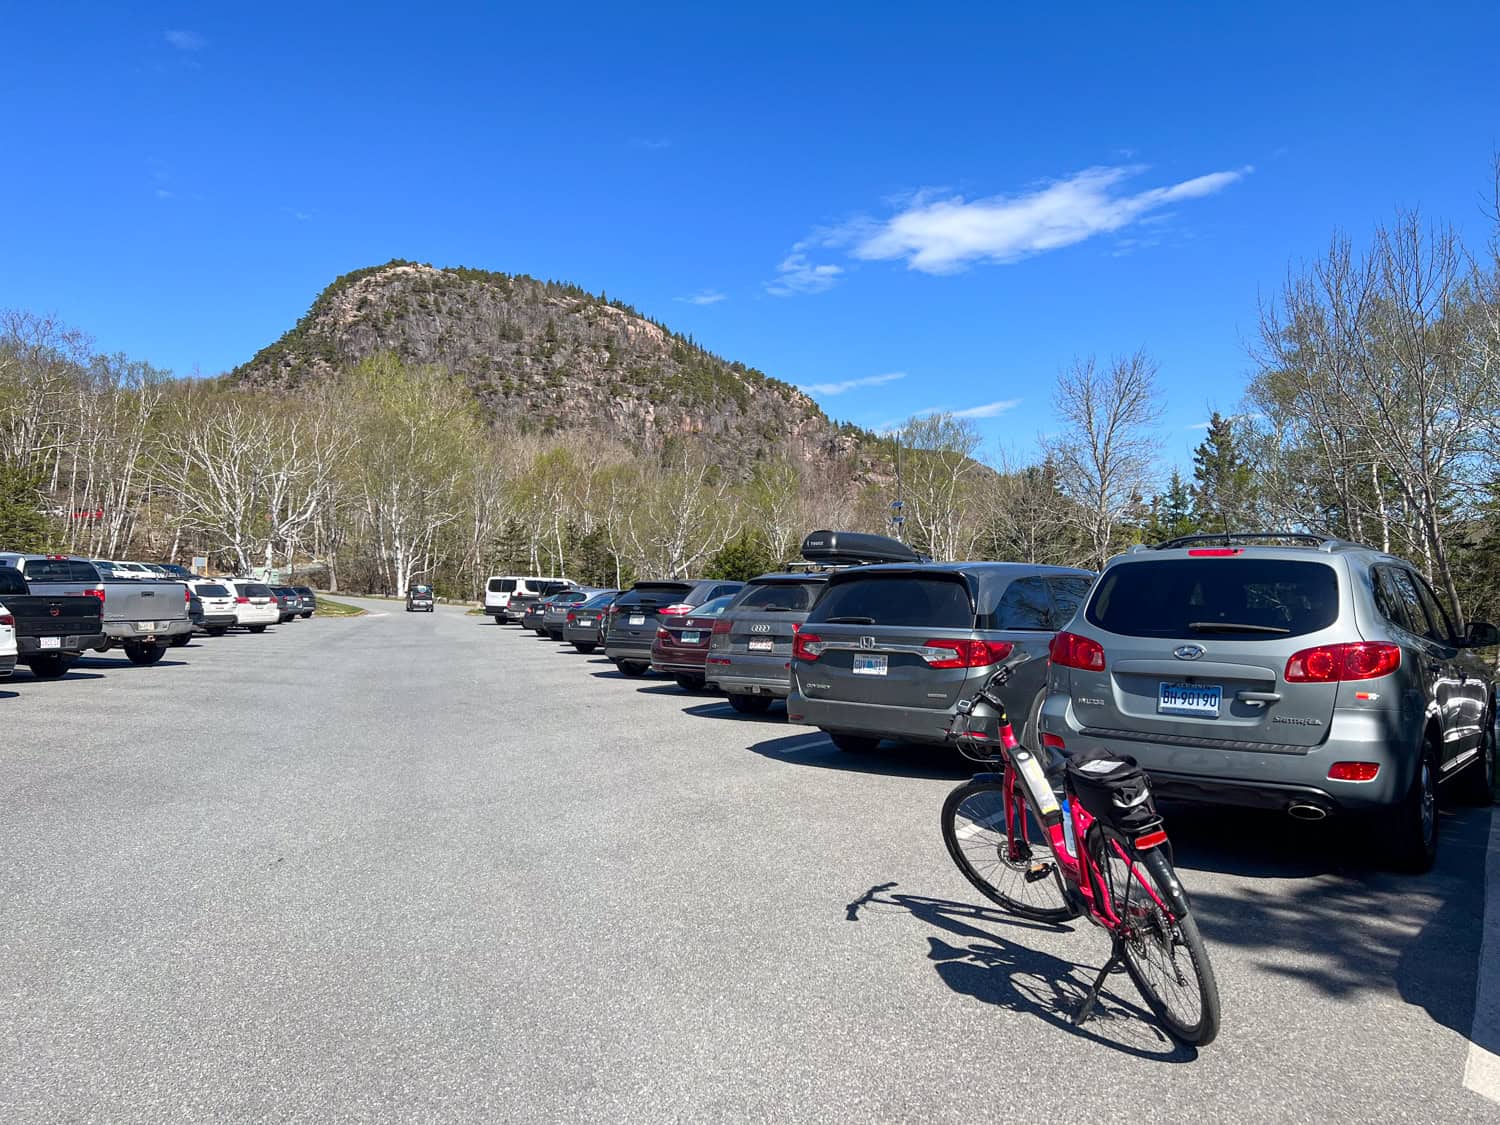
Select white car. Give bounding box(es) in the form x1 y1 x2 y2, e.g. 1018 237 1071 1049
229 580 280 632
483 575 573 624
189 579 239 636
0 599 16 678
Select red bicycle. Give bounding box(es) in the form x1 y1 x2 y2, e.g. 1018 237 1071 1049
939 658 1221 1045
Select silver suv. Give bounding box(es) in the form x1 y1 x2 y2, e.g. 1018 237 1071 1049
1038 533 1498 872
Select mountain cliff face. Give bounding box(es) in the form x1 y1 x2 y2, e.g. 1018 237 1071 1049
230 260 882 476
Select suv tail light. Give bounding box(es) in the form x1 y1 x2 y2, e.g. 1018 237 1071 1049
566 611 576 624
1050 631 1105 671
0 613 13 627
921 639 1014 669
656 627 671 641
1285 642 1401 683
660 604 693 616
793 630 825 662
235 596 249 605
709 617 732 651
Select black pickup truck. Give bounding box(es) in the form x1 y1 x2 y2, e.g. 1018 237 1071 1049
0 565 106 679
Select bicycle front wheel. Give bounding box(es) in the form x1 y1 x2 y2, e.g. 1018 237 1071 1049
1092 834 1221 1046
941 778 1076 923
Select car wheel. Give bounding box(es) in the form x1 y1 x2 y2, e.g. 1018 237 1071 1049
1384 735 1440 872
249 625 267 634
1455 708 1496 806
124 642 166 666
728 693 772 714
207 627 228 637
24 654 74 679
675 675 706 692
170 633 191 647
573 643 596 655
618 661 648 677
548 630 563 641
302 612 313 619
827 731 880 754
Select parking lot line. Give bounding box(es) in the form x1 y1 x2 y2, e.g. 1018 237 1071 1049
1464 805 1500 1104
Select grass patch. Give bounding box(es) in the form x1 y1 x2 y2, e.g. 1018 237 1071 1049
314 596 368 617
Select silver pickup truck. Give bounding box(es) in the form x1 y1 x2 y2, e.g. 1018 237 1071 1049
0 553 194 665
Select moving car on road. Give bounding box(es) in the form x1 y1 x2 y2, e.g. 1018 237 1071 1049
230 581 279 632
406 584 435 612
788 561 1093 754
605 578 744 677
652 592 740 691
0 564 106 678
708 573 833 712
560 590 619 653
188 580 238 636
1038 532 1500 872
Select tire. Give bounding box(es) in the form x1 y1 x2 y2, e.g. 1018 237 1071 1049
1384 736 1440 872
728 693 772 714
302 612 313 619
573 643 596 655
207 627 228 637
124 642 166 666
1093 837 1221 1046
548 630 563 641
1454 707 1496 806
618 661 648 677
25 654 75 679
675 674 705 692
249 625 267 634
827 731 880 754
941 778 1076 922
170 633 191 647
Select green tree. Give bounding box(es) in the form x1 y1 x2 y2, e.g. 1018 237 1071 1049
1190 412 1254 533
1146 469 1199 543
703 530 773 581
0 462 52 551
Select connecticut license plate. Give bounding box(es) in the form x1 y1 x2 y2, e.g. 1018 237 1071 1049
137 620 159 632
852 654 888 677
1157 682 1222 717
578 617 594 626
680 631 700 644
39 636 61 650
629 614 645 626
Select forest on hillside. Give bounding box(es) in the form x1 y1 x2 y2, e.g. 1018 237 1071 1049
3 181 1499 625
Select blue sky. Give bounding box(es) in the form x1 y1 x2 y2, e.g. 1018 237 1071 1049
3 2 1499 468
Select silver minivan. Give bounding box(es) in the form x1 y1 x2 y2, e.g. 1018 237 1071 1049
1038 534 1498 871
788 562 1094 753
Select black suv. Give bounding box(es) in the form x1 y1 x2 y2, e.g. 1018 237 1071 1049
605 578 744 677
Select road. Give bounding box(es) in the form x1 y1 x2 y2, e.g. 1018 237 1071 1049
2 598 1496 1121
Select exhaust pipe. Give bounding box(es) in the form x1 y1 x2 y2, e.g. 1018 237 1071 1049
1286 802 1329 822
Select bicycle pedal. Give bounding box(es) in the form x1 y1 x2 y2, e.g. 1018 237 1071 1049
1023 864 1055 884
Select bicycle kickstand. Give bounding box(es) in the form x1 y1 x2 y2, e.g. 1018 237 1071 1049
1072 940 1126 1028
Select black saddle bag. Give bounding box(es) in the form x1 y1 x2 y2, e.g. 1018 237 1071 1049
1064 747 1161 834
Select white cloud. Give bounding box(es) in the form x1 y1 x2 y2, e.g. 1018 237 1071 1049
952 398 1022 419
154 188 174 200
800 371 906 396
676 290 726 305
765 252 843 297
164 29 206 51
850 164 1251 274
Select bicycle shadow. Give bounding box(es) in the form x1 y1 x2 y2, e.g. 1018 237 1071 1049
845 882 1198 1062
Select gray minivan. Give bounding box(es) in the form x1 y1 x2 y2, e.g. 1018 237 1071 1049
788 562 1094 752
1038 534 1498 871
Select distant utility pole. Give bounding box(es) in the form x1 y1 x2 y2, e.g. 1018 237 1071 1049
890 430 906 542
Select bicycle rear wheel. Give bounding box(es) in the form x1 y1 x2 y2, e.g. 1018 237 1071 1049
941 778 1076 923
1091 833 1220 1046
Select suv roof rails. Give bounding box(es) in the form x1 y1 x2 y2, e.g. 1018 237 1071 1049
1143 531 1368 553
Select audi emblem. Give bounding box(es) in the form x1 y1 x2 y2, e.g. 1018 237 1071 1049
1173 644 1205 661
749 623 772 634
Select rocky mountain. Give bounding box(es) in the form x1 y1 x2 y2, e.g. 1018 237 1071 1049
230 260 885 477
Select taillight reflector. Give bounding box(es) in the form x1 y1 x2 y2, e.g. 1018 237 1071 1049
1050 631 1105 671
1041 733 1067 751
711 618 732 635
1328 761 1380 782
793 631 824 662
921 639 1014 669
1135 829 1169 849
1285 643 1401 683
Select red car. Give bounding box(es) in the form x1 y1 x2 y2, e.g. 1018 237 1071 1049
650 593 741 691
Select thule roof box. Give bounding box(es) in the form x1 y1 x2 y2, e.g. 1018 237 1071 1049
799 530 926 567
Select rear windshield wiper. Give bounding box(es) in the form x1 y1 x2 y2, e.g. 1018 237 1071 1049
825 615 876 625
1186 621 1290 635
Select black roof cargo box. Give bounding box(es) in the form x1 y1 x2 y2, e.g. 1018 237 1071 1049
800 530 925 566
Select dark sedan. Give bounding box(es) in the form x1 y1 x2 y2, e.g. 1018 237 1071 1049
561 590 619 653
651 593 741 691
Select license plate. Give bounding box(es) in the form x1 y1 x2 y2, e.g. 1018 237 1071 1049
680 631 700 644
853 654 888 677
578 617 594 626
39 636 61 650
629 615 645 626
1158 682 1222 717
748 638 773 652
137 620 159 631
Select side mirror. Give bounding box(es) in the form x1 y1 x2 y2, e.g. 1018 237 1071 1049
1464 621 1499 647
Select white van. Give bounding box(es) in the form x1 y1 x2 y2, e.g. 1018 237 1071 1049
484 576 572 623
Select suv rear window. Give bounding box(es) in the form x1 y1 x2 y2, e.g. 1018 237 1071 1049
1086 558 1339 639
238 583 272 598
735 581 823 612
22 559 100 583
618 584 690 608
195 584 230 597
808 576 974 629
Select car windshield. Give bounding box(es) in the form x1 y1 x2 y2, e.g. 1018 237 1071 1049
807 575 974 629
1085 558 1340 639
410 586 431 594
734 581 822 613
196 584 230 597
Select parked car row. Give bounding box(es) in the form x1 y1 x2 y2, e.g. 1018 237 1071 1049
0 552 320 687
491 529 1498 873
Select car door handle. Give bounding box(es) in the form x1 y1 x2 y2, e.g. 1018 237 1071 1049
1237 691 1282 706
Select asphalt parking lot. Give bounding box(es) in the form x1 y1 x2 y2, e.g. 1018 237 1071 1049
2 599 1496 1121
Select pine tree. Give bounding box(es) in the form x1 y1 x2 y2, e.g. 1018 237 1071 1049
1147 469 1198 543
1191 412 1254 533
0 463 53 552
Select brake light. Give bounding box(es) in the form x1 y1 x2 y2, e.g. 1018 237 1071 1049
0 613 13 627
921 639 1014 669
1285 642 1401 683
1187 548 1243 557
660 604 692 616
1135 829 1169 849
1050 631 1105 671
84 586 106 604
793 630 825 661
656 627 671 641
566 611 576 624
712 618 732 635
236 596 249 605
184 587 192 603
1041 733 1067 751
1328 761 1380 782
